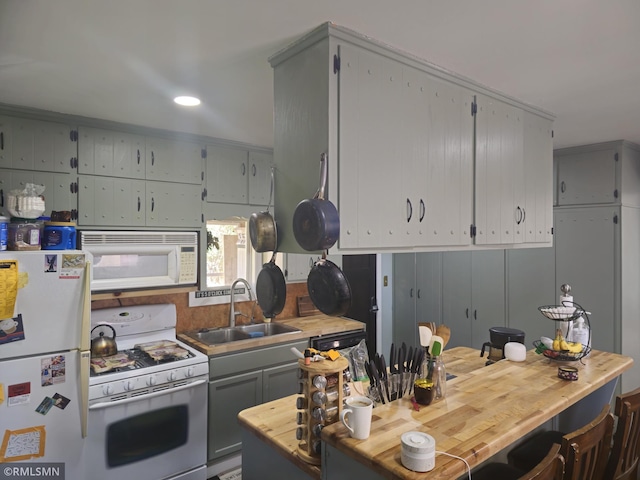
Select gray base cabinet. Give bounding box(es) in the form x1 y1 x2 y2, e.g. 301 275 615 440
207 339 308 462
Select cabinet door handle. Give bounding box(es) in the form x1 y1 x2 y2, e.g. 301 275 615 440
417 289 421 299
241 163 246 176
0 188 3 207
0 131 3 150
516 206 523 224
252 164 257 176
465 308 469 318
151 151 155 166
137 149 141 164
474 310 477 320
151 197 155 212
137 197 141 212
410 288 414 298
419 199 425 222
406 198 413 222
560 181 566 193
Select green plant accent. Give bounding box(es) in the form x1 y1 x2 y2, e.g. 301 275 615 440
207 230 220 251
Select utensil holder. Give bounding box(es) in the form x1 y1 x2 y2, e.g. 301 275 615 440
296 356 348 465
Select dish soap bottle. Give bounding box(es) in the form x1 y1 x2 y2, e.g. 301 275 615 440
570 315 591 355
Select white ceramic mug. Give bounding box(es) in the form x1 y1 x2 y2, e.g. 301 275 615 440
340 395 373 439
0 318 18 333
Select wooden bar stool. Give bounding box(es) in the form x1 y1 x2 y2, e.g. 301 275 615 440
472 443 564 480
560 404 614 480
604 387 640 480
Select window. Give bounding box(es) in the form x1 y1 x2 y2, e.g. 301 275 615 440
206 218 255 288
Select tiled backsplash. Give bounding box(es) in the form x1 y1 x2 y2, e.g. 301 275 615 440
91 283 310 334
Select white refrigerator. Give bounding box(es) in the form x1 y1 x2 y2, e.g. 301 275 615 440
0 250 91 478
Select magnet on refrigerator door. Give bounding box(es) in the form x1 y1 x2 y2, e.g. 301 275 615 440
0 425 46 462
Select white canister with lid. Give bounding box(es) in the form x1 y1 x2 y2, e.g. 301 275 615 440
401 431 436 472
0 216 7 250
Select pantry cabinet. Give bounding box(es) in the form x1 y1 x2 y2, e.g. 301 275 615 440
207 339 308 462
441 250 505 350
392 253 442 347
553 139 640 393
205 145 273 206
270 22 553 254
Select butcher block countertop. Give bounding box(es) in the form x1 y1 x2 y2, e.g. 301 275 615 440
238 346 633 480
178 315 364 356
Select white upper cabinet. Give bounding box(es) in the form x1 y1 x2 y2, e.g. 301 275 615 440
270 22 553 254
474 95 524 245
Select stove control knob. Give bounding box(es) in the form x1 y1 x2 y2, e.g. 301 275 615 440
123 380 135 391
146 376 157 387
168 371 178 382
185 367 195 378
103 384 114 396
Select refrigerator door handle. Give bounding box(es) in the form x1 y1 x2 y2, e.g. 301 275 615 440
80 350 90 437
80 261 91 437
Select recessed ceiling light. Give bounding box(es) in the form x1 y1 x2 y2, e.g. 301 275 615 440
174 96 201 106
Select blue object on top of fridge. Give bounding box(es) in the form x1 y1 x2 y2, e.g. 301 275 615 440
0 250 91 479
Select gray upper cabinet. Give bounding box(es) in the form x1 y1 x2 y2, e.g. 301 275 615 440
78 127 145 179
0 116 75 173
0 168 77 217
555 141 640 207
248 151 273 206
78 176 145 226
146 136 203 185
205 145 273 206
270 22 553 254
146 181 202 227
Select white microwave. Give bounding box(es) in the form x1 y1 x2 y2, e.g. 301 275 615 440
79 231 198 292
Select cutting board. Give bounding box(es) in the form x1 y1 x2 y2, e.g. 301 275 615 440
297 295 320 317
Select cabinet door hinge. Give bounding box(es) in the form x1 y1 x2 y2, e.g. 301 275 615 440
201 148 207 159
551 227 554 235
614 214 619 224
70 130 78 142
615 152 619 162
551 130 554 138
333 54 341 74
471 101 477 116
71 209 78 220
470 224 476 237
201 213 204 223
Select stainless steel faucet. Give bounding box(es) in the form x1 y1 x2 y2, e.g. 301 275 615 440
229 278 254 327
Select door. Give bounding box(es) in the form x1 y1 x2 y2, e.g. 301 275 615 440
0 352 84 478
341 254 376 357
262 362 299 403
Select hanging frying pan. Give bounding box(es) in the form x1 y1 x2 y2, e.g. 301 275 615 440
249 167 277 253
292 153 340 251
256 251 286 319
307 252 352 316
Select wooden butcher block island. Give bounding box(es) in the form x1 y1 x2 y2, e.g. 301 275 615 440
238 346 633 480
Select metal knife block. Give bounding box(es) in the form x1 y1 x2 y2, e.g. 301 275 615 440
295 356 348 465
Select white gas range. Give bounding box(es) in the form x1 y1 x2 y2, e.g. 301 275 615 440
86 304 209 480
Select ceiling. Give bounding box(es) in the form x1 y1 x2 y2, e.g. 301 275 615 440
1 0 639 150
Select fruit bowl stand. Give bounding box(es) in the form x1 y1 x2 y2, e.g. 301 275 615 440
533 302 591 363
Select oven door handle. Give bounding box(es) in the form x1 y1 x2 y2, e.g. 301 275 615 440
89 379 207 410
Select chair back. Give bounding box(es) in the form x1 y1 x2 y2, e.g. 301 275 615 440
561 404 614 480
605 387 640 480
518 443 564 480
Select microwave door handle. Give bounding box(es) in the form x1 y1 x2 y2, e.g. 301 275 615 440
88 379 206 410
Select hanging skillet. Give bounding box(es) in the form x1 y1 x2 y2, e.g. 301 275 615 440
249 167 277 253
256 251 286 319
292 153 340 251
307 252 351 317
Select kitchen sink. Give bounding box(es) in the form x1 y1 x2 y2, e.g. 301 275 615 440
186 322 301 346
